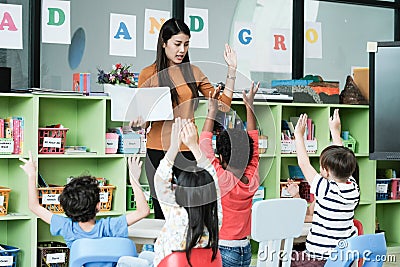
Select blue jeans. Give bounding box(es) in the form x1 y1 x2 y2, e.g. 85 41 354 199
219 243 252 267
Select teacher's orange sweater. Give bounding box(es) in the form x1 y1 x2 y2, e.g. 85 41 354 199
138 63 232 151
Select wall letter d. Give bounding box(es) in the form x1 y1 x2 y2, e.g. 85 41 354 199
189 16 204 32
47 8 65 26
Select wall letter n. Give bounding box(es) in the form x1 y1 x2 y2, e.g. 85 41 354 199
273 34 287 50
148 17 166 34
0 12 17 31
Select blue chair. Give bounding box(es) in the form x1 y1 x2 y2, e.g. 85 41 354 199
69 237 138 267
324 233 387 267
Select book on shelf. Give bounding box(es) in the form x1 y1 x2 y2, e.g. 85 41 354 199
12 119 20 154
11 88 84 95
4 117 12 139
65 146 87 152
232 87 293 102
73 73 91 94
38 173 49 188
64 145 97 154
85 92 109 96
0 118 4 138
282 117 315 141
64 151 97 154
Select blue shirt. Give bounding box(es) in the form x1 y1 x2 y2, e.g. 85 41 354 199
50 214 128 248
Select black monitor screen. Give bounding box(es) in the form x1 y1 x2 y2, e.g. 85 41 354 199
370 42 400 160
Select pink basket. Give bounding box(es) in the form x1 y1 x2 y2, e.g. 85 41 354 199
105 133 119 154
38 128 69 154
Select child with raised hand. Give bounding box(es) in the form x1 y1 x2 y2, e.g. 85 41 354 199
118 117 222 267
117 117 222 267
153 117 222 266
291 109 360 266
19 152 150 253
199 81 260 267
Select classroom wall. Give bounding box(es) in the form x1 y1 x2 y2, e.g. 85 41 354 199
40 0 239 91
304 2 393 89
39 0 395 92
0 0 30 89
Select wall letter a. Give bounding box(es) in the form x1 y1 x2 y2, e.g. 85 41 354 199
114 22 132 40
0 12 17 31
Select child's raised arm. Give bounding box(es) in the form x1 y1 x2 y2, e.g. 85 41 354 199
165 117 183 164
294 114 318 184
19 151 53 224
126 156 150 226
202 87 221 133
329 109 342 146
154 119 184 210
243 81 260 131
181 120 208 164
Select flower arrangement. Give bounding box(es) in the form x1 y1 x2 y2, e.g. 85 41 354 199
97 63 137 87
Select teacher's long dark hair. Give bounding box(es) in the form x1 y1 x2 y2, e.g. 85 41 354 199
175 166 219 267
156 18 199 108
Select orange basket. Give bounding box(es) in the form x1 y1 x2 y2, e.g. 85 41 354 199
38 128 69 154
37 185 116 213
99 185 116 211
0 186 11 215
37 187 64 213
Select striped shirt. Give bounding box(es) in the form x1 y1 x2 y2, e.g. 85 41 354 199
306 174 360 259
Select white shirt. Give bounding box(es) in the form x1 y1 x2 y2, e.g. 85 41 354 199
306 174 360 259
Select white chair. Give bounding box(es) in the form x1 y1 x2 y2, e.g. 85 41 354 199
251 198 307 267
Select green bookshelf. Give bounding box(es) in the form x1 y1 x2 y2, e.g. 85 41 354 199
0 94 398 266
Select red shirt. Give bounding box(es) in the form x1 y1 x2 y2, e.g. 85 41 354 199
199 130 260 240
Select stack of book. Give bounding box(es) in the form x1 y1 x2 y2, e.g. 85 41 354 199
281 116 315 141
281 116 317 154
0 116 24 154
232 88 293 102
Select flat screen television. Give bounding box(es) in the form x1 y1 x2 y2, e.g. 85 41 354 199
369 41 400 160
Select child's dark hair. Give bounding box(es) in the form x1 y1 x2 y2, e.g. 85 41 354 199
175 166 219 267
216 128 254 171
320 145 357 181
60 176 100 222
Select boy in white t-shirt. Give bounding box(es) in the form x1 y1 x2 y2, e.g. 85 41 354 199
291 109 360 266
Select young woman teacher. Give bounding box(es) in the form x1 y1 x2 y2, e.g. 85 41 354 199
133 18 237 219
